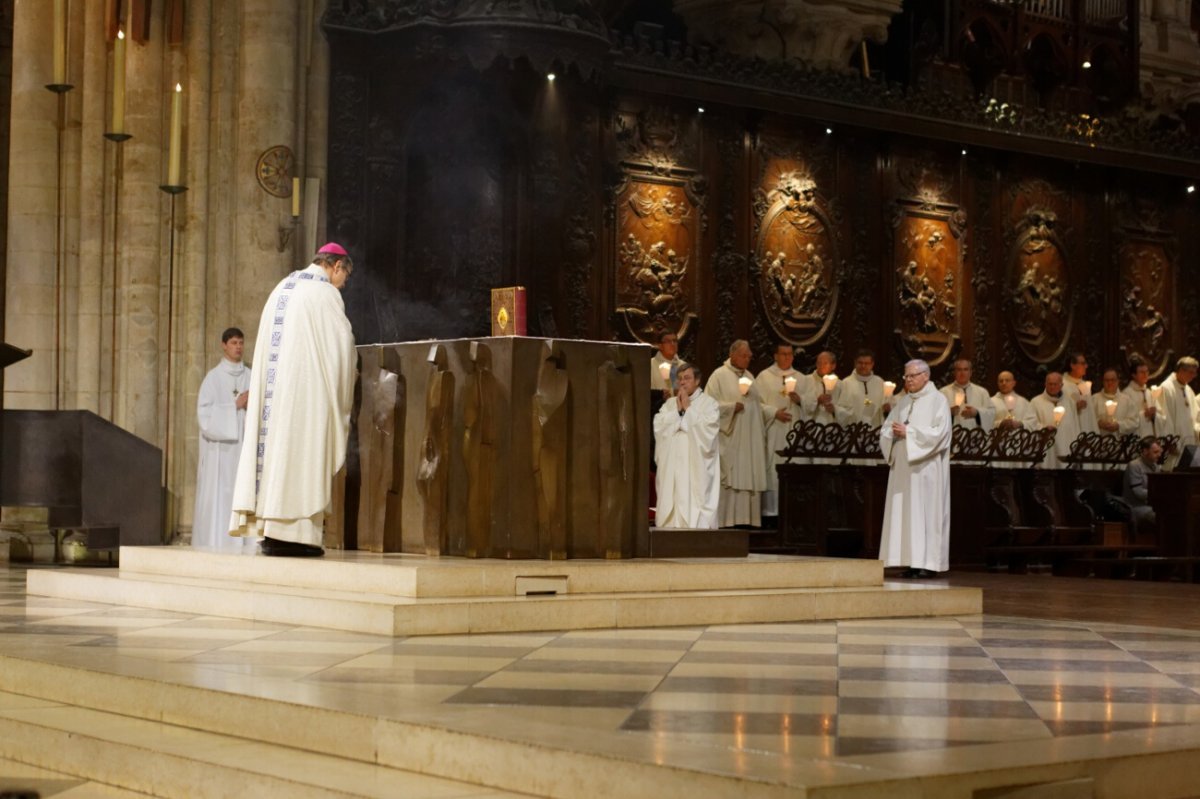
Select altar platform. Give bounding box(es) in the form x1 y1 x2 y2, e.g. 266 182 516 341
24 547 979 636
5 564 1200 798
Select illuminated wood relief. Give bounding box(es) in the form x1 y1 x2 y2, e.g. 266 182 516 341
1116 203 1175 378
1007 204 1072 364
890 161 964 366
752 169 839 346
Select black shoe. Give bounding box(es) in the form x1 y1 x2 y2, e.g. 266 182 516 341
916 569 939 579
261 537 324 558
900 568 919 578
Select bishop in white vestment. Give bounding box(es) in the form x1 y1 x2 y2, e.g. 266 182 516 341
1158 357 1200 470
879 360 951 576
705 340 772 527
229 244 357 556
654 366 721 529
1120 361 1159 439
754 343 814 516
193 328 252 552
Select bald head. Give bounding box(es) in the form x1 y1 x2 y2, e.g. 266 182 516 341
1044 372 1063 397
997 371 1015 394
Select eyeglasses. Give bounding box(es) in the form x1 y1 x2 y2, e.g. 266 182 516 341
902 373 925 380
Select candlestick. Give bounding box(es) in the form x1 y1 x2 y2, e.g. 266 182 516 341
167 83 183 187
291 176 301 218
1053 405 1065 425
738 376 752 396
111 30 126 136
882 380 895 399
53 0 67 86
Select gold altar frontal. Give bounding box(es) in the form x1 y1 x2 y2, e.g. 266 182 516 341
350 337 652 559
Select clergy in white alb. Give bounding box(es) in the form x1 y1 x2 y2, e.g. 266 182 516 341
229 244 357 556
192 328 252 553
754 342 815 515
1092 368 1137 439
1120 360 1159 439
833 350 887 427
705 340 772 527
990 372 1041 470
654 365 721 529
1030 372 1082 469
1063 352 1097 434
940 359 995 432
1157 356 1200 470
806 350 841 465
879 360 952 576
649 331 687 394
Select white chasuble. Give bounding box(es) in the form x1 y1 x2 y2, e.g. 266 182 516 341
705 361 772 527
653 390 721 529
1091 391 1137 438
939 382 995 431
229 265 356 546
1063 375 1097 434
1031 393 1081 469
193 358 252 552
1120 383 1158 439
879 382 952 572
1158 377 1200 470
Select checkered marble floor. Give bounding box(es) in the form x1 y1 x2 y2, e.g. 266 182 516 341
5 564 1200 768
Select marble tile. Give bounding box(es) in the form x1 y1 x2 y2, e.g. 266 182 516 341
655 675 838 695
502 658 671 676
522 646 685 664
838 666 1011 684
1004 670 1186 688
637 691 840 715
1025 700 1200 724
837 654 1002 671
664 662 839 681
445 687 647 708
837 680 1027 701
621 709 837 736
1015 684 1200 704
835 713 1053 741
472 670 665 692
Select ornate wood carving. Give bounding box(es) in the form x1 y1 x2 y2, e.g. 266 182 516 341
1115 197 1176 379
752 163 840 347
611 106 705 344
1065 432 1180 467
1006 181 1073 365
891 159 965 366
779 421 883 462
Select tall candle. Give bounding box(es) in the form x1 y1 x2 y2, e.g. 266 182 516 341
53 0 67 86
1079 380 1092 397
954 390 965 407
292 177 301 218
1053 405 1065 425
658 362 671 388
821 374 838 393
1105 400 1116 418
111 30 126 134
738 376 752 396
167 83 183 186
882 381 895 399
1004 394 1016 412
784 375 797 395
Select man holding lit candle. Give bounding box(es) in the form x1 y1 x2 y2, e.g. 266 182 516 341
1063 352 1097 435
1121 358 1158 438
654 365 721 529
228 244 357 557
1092 367 1135 438
807 351 839 424
879 359 952 578
1158 356 1199 470
705 340 772 527
755 342 815 517
192 328 252 553
939 359 995 433
834 350 887 428
1031 372 1081 469
650 331 687 398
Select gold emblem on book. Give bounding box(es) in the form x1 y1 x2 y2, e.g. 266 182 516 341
497 307 509 332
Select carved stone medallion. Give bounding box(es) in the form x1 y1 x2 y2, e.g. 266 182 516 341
1006 206 1072 364
255 145 294 198
752 170 839 346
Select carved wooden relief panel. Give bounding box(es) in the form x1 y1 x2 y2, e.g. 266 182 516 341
611 107 705 344
752 168 839 347
1115 200 1175 378
1006 181 1073 365
890 160 964 366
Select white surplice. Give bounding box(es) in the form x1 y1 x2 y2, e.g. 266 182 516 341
653 389 721 529
1120 382 1159 439
940 382 995 431
833 373 886 427
754 365 814 515
229 265 356 546
879 381 952 572
1091 391 1137 438
705 361 772 527
989 391 1040 469
1063 374 1097 434
649 353 687 393
192 358 252 552
1158 375 1200 470
1031 392 1081 469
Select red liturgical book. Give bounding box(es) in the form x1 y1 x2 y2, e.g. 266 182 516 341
490 286 527 336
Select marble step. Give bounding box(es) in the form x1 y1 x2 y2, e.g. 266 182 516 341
118 546 885 598
0 688 533 799
26 567 982 636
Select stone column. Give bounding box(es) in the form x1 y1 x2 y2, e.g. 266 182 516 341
5 0 60 409
1139 0 1200 110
